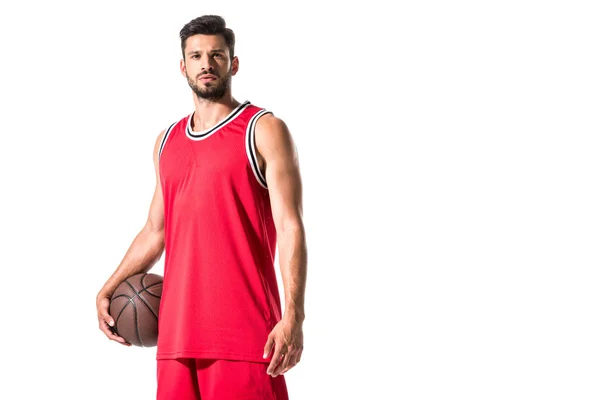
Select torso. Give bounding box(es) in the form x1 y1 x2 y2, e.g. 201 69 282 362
155 100 281 364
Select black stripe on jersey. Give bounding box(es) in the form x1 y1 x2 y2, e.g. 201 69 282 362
245 109 272 189
186 100 250 140
158 121 177 160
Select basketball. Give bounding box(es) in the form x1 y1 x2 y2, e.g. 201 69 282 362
109 272 163 347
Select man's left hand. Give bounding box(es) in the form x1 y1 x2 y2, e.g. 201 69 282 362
263 316 304 377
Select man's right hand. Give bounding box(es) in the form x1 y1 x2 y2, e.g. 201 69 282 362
96 294 131 346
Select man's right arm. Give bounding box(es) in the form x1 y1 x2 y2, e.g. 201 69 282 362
96 129 167 344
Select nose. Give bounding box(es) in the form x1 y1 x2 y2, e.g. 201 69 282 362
200 56 214 72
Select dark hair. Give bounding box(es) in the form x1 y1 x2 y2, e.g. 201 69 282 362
180 15 235 60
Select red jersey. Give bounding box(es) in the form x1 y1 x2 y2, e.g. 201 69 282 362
156 100 281 363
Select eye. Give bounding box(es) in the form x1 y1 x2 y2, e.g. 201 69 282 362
213 53 222 58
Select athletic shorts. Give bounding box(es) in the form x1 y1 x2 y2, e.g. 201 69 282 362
156 358 289 400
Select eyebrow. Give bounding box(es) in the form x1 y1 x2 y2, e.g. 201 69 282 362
187 49 226 56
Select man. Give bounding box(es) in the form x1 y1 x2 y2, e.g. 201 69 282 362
95 15 307 400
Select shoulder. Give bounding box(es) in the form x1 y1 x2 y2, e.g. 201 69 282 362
254 112 286 132
154 128 167 151
155 114 189 158
254 113 296 156
153 128 167 164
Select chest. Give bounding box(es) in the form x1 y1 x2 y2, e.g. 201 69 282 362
160 129 250 188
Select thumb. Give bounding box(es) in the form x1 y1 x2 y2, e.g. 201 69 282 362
102 311 115 328
263 333 275 359
99 301 115 327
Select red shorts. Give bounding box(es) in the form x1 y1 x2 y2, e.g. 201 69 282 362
156 358 289 400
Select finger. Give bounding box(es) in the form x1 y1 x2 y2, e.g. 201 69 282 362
109 330 132 346
281 351 299 374
109 331 131 346
266 343 285 376
98 310 121 340
283 348 303 373
263 333 275 359
98 319 116 339
97 302 116 328
99 319 130 346
104 314 115 328
273 348 294 377
111 329 132 346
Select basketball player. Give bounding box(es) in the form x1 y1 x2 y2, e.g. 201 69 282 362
95 15 306 400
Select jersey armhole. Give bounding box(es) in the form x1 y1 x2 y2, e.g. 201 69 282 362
158 121 177 161
245 109 272 189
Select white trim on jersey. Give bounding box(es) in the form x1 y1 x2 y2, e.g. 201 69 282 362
245 109 272 189
186 100 251 141
158 121 177 160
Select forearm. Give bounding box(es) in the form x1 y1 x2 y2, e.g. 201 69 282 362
97 225 165 299
278 225 307 322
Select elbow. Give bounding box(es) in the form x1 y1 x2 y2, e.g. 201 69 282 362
143 223 165 247
276 218 305 241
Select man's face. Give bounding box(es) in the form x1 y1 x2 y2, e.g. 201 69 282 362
180 34 238 100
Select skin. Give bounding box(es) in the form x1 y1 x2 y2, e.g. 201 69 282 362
96 34 307 377
96 127 166 347
257 114 307 377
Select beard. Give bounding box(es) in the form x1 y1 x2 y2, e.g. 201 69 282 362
186 69 232 101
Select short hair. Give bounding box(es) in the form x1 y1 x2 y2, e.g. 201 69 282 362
179 15 235 60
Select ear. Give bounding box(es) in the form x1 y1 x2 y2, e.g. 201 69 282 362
231 56 239 76
180 59 187 78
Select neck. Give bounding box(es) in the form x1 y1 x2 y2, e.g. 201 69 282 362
190 92 240 132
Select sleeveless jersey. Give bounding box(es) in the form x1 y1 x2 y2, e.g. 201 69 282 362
156 100 281 363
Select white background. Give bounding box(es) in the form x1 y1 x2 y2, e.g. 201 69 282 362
0 0 598 399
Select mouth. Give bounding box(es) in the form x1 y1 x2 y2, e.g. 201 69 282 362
199 74 217 82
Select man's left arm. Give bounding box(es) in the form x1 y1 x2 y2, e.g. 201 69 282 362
256 114 307 377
